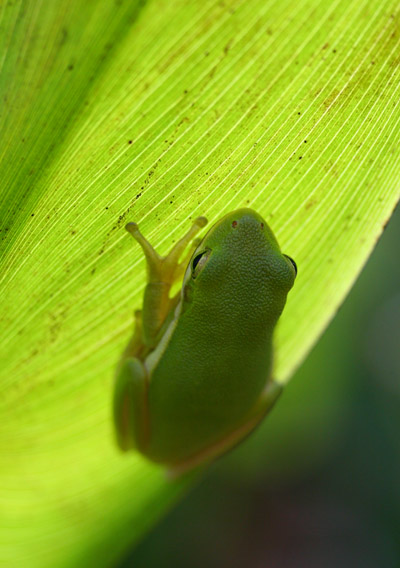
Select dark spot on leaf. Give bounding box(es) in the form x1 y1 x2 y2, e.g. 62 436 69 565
60 27 68 45
306 199 317 210
224 40 233 54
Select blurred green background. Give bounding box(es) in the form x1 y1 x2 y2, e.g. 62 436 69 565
120 204 399 567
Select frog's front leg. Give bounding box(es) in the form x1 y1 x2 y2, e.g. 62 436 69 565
113 357 149 452
121 309 144 360
125 216 207 349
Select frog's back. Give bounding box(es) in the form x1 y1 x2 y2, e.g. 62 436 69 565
144 209 295 465
145 293 274 464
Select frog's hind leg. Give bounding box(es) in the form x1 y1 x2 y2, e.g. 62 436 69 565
113 357 149 453
166 380 283 478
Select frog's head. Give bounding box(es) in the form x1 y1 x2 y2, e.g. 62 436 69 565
182 208 296 324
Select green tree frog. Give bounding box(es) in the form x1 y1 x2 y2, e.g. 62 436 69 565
113 208 297 474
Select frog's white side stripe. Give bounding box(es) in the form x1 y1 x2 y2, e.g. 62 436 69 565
144 295 184 377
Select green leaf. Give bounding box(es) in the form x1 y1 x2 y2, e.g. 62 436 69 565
1 0 399 565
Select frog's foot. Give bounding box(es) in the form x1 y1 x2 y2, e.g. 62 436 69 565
125 216 207 286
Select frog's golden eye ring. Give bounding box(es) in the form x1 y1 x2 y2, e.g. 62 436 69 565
191 249 211 279
283 254 297 277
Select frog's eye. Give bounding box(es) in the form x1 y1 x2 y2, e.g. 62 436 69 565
283 254 297 276
191 249 211 279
